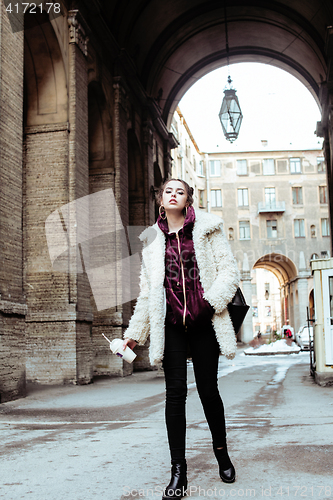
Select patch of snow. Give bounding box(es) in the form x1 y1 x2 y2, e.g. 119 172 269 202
244 339 301 355
271 365 291 384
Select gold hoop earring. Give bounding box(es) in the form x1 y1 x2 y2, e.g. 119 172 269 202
159 205 167 220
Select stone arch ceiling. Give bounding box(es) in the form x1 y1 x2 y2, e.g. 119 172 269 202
253 253 298 285
24 12 67 125
102 0 333 125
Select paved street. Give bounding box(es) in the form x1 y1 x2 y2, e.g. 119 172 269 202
0 348 332 500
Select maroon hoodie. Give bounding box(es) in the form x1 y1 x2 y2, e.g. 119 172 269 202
157 206 215 328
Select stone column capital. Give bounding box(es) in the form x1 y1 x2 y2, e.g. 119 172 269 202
113 77 128 110
143 121 154 147
240 271 252 281
68 10 89 57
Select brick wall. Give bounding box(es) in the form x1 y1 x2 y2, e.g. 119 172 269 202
0 4 26 402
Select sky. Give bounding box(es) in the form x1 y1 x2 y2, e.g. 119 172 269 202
178 63 323 153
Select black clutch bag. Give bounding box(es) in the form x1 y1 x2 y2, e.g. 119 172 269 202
227 287 250 334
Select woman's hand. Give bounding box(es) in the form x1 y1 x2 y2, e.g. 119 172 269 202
123 338 138 350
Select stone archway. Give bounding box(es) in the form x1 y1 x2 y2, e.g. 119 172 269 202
253 252 309 335
101 1 333 249
23 10 93 385
24 10 71 384
254 253 298 286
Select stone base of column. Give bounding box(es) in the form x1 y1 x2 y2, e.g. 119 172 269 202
0 309 26 403
26 319 93 385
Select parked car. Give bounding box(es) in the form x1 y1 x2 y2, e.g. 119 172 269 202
295 325 313 350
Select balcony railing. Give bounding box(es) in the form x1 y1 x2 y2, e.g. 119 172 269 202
258 201 285 213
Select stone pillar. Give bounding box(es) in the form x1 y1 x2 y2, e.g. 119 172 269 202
131 119 155 372
67 10 93 384
288 283 295 331
318 26 333 254
296 251 310 333
164 141 173 180
113 77 133 376
325 29 333 255
0 4 26 402
143 120 155 223
26 10 93 386
240 253 253 343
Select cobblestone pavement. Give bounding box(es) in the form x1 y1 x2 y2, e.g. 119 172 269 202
0 349 332 500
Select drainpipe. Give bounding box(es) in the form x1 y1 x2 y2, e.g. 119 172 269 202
205 153 210 213
181 152 185 181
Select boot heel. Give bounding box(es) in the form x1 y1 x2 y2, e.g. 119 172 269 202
213 446 236 483
162 461 187 499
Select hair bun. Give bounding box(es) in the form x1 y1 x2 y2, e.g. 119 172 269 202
190 187 194 195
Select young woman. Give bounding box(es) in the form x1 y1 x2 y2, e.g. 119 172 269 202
123 179 240 499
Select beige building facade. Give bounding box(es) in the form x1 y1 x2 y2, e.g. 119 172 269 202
205 149 330 341
171 113 330 342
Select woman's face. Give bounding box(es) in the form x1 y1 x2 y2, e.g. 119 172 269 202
161 180 188 214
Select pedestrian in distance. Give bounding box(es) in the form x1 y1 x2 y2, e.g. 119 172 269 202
123 178 240 499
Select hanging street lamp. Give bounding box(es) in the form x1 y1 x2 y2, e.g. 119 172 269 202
219 5 243 143
219 76 243 143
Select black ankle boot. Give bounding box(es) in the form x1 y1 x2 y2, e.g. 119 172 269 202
213 446 236 483
162 460 187 499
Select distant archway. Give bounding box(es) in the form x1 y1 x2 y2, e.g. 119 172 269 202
253 253 298 286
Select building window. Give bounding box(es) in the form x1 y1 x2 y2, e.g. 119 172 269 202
198 160 204 176
319 186 328 204
211 189 222 207
265 187 276 207
209 160 221 177
228 227 234 240
171 118 179 140
239 220 251 239
198 189 204 208
292 187 303 205
310 224 316 238
263 159 275 175
321 218 330 237
265 306 271 317
267 219 277 239
238 188 249 206
277 159 288 173
317 157 326 173
264 283 270 298
253 306 258 317
236 159 247 175
294 219 305 238
290 157 302 174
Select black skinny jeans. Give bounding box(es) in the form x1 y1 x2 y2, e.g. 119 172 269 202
162 322 227 462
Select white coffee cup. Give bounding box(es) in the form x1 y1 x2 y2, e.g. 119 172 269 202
109 338 137 363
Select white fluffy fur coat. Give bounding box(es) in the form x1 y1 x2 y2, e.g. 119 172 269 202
124 209 240 365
